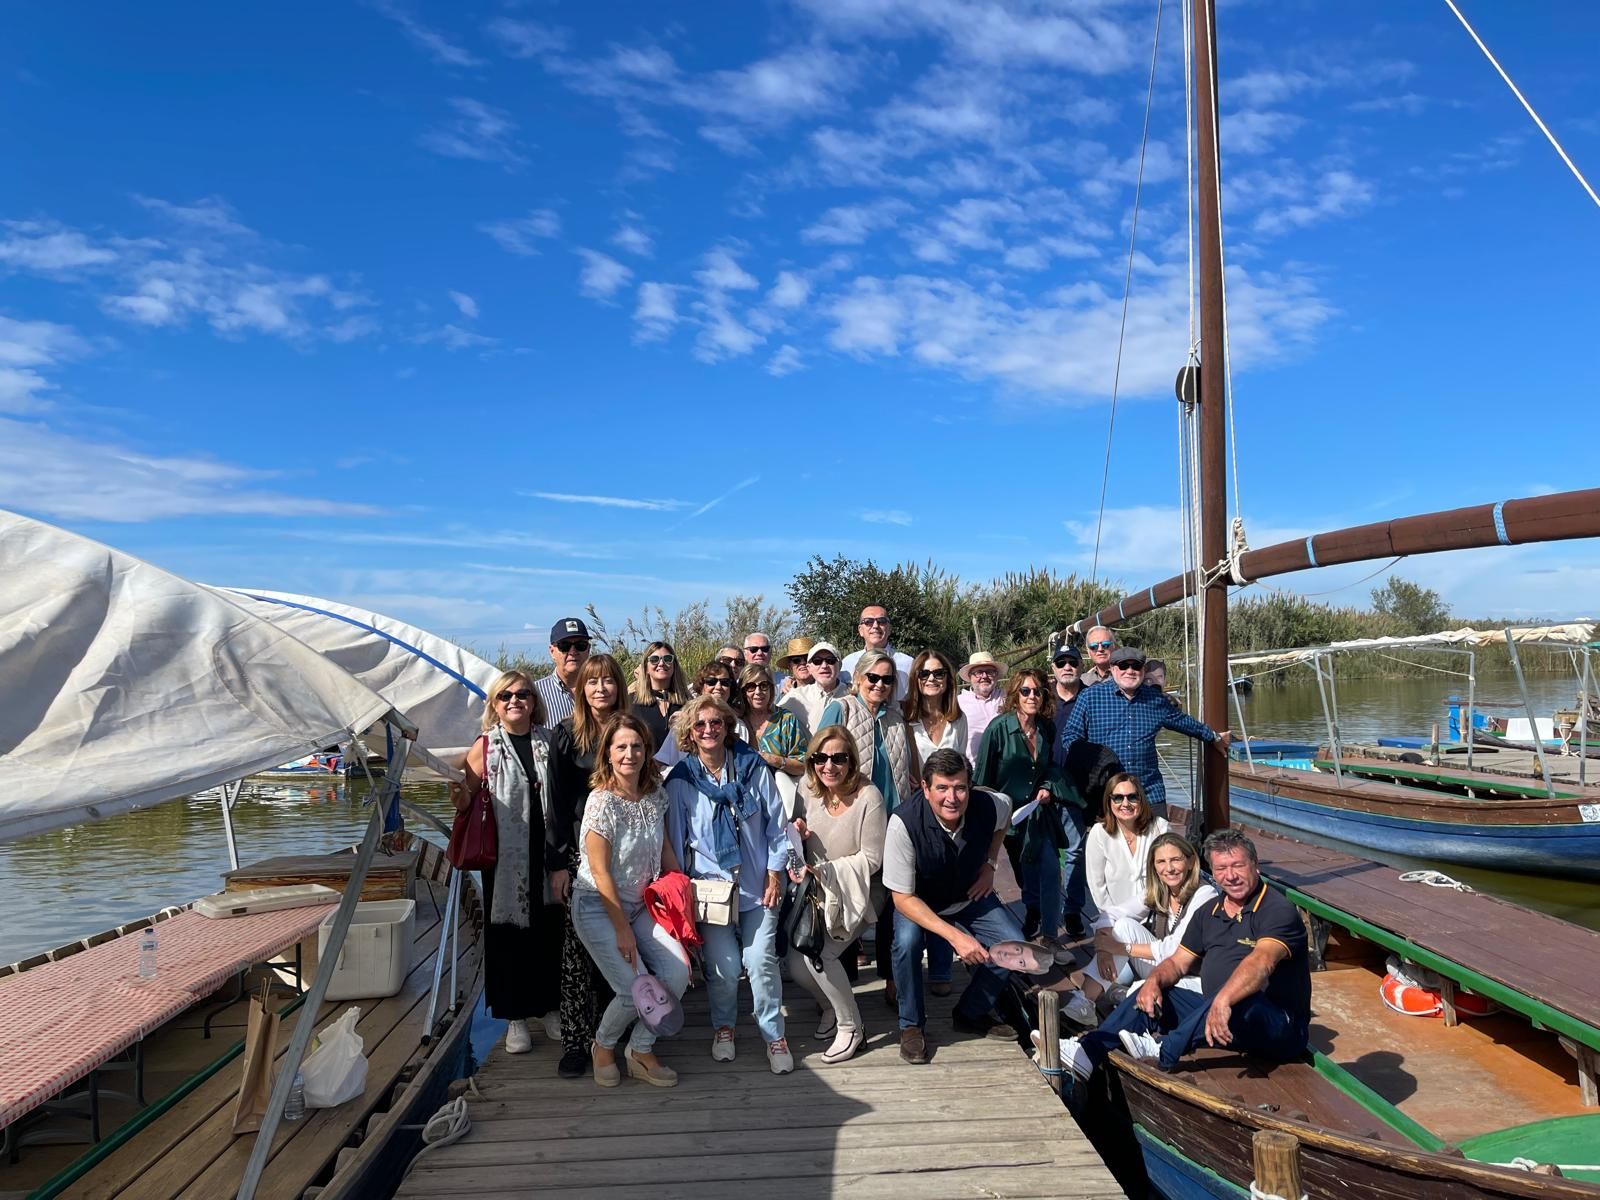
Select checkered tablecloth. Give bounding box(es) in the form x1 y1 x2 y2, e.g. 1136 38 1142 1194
0 903 335 1128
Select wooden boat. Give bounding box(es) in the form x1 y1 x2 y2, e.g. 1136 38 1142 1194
0 834 484 1200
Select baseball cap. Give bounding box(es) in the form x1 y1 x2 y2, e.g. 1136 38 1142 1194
549 617 591 645
807 641 842 663
1052 646 1082 666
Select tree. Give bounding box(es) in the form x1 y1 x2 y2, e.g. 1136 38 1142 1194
786 556 971 657
1370 576 1450 636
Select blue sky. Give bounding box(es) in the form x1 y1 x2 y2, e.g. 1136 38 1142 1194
3 0 1597 652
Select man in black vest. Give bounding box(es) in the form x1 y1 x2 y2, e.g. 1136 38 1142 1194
883 749 1028 1064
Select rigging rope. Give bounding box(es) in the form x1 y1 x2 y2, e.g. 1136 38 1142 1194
1399 870 1474 892
1443 0 1600 212
1090 0 1166 586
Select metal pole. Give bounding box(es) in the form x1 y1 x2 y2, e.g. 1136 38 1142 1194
420 869 460 1045
1326 654 1345 770
236 731 413 1200
1313 656 1342 786
1192 0 1230 833
1466 651 1476 773
1579 650 1591 787
1503 630 1554 798
220 779 243 872
1229 669 1255 773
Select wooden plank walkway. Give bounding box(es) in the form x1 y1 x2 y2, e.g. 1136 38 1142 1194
395 967 1123 1199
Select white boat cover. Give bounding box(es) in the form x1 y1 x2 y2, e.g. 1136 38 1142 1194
216 589 499 767
1230 622 1597 670
0 511 402 842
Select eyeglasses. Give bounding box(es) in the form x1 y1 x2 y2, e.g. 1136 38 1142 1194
968 667 997 677
1018 686 1041 697
859 616 890 627
1087 640 1114 651
917 668 949 681
497 689 534 702
646 653 675 666
810 655 838 667
693 718 726 732
809 751 852 767
863 671 895 687
703 677 733 689
556 640 591 653
1114 662 1145 672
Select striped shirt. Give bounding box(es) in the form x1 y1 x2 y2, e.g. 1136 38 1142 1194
533 672 576 727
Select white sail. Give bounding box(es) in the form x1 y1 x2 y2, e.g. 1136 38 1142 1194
215 588 499 766
1229 622 1597 670
0 511 401 842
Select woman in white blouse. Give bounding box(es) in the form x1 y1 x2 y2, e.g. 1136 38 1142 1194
901 648 968 768
1085 774 1171 924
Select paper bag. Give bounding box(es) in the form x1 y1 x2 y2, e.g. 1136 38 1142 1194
231 981 280 1135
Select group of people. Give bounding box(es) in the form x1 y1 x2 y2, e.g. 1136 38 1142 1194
452 608 1312 1090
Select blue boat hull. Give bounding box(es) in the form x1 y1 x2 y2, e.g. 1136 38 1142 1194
1136 1125 1248 1200
1228 778 1600 878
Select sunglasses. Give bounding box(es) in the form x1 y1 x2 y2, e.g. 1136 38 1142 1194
859 616 890 627
1018 686 1042 697
703 677 733 689
1111 792 1141 804
556 640 591 653
1052 657 1079 668
863 671 895 687
717 655 744 666
744 645 771 655
693 718 725 732
646 653 675 666
1114 661 1146 671
809 751 852 767
497 689 534 702
810 655 838 667
743 681 771 692
917 668 949 681
1087 640 1114 651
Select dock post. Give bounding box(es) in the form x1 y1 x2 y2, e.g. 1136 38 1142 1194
1037 990 1062 1094
1251 1130 1304 1200
1430 722 1441 766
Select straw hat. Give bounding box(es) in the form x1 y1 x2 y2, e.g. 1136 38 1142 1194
778 636 816 669
958 651 1008 682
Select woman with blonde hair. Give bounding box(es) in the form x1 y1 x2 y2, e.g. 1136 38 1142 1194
665 694 794 1074
788 725 886 1063
1083 830 1214 1001
549 652 630 1078
630 640 688 752
450 670 562 1055
570 712 690 1087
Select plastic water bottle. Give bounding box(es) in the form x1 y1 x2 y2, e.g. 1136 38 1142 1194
138 928 158 979
284 1071 306 1122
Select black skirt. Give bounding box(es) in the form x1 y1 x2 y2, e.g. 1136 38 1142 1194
481 865 563 1020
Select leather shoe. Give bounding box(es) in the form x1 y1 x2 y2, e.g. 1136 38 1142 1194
929 980 952 997
557 1048 588 1079
952 1010 1017 1041
899 1027 928 1065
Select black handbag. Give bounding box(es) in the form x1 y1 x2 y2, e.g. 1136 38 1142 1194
783 873 827 971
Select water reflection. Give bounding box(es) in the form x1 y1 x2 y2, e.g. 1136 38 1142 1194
0 777 453 966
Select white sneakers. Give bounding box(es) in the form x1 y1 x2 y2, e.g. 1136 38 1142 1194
1029 1029 1093 1081
542 1011 561 1041
504 1019 533 1054
767 1038 794 1075
711 1026 737 1062
1062 990 1098 1028
1118 1029 1162 1060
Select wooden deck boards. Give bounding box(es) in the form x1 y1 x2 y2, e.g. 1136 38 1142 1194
395 970 1122 1200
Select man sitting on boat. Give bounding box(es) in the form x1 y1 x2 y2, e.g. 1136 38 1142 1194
1065 828 1310 1079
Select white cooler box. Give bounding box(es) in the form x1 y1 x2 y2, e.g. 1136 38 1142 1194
318 898 415 1000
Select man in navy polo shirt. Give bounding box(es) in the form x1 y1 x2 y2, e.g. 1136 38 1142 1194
1064 828 1310 1078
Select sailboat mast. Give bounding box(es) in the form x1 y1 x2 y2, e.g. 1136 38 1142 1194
1192 0 1231 832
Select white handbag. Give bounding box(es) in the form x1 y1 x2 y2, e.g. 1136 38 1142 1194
691 878 737 926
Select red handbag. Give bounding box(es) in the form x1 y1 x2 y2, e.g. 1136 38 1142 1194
447 734 498 870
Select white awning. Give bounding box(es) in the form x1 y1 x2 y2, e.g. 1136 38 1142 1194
1230 622 1597 670
215 588 499 767
0 511 404 842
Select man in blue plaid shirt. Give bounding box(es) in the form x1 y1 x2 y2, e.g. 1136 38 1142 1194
1059 646 1231 815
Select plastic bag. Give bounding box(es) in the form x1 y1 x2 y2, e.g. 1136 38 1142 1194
300 1006 368 1108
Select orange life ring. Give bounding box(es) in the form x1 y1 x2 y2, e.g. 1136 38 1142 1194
1379 970 1498 1018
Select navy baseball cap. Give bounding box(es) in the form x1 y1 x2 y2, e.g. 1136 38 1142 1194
550 617 591 644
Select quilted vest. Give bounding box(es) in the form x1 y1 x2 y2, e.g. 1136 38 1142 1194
838 695 914 809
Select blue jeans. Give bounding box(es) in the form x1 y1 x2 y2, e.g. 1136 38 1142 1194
570 890 691 1054
702 903 785 1043
1021 843 1063 940
892 893 1025 1030
1082 988 1309 1073
1060 804 1089 924
927 933 953 984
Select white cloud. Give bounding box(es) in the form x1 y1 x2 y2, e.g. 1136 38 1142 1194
134 195 255 238
368 0 481 67
611 223 654 257
524 491 688 511
0 316 90 414
482 18 569 60
828 278 904 355
694 303 763 363
1223 111 1304 156
447 289 479 319
768 271 810 308
767 344 803 376
576 249 633 300
417 323 495 351
863 509 912 526
633 282 679 341
1253 169 1374 236
478 209 561 255
419 98 525 167
0 221 119 271
696 249 758 293
802 199 911 245
0 418 382 522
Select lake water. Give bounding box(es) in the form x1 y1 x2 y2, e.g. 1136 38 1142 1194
2 672 1595 970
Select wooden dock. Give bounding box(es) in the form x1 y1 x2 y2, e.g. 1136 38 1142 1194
395 968 1123 1199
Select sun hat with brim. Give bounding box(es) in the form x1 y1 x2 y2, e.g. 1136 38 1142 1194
958 651 1008 683
777 636 816 669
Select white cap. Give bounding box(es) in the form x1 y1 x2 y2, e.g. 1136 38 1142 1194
807 641 842 662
